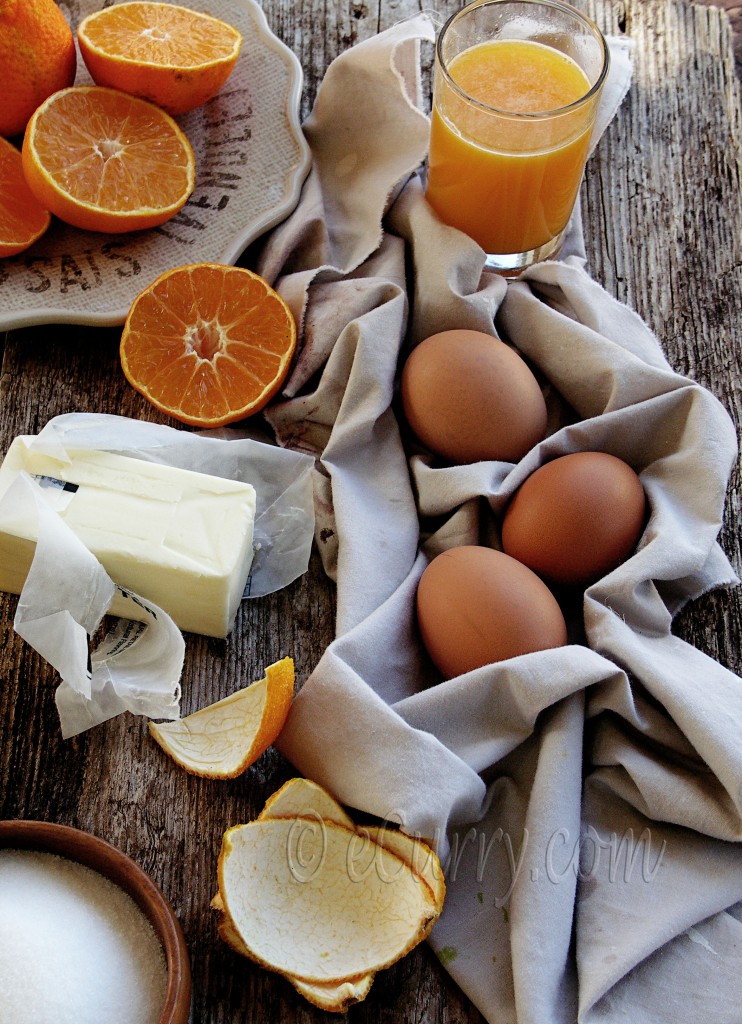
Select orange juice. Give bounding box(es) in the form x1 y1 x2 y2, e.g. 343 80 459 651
426 38 597 257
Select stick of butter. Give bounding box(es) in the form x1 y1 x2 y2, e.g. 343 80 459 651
0 436 257 638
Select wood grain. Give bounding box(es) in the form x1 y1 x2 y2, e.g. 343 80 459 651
694 0 742 73
1 3 740 1023
583 0 742 677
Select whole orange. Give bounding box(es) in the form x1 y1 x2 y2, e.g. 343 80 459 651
0 0 77 138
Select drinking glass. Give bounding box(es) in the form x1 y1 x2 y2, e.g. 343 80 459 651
425 0 609 276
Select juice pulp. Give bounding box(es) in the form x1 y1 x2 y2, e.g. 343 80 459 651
426 39 594 256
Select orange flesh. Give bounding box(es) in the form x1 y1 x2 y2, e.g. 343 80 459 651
426 39 595 255
0 138 50 256
80 3 240 67
78 3 242 115
121 264 297 427
28 88 192 214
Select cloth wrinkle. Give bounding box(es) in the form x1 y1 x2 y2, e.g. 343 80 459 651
261 16 742 1024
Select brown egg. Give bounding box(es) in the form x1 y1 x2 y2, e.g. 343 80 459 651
416 545 568 679
501 452 647 587
400 329 547 464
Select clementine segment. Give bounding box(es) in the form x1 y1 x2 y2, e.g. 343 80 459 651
0 137 51 257
21 85 195 234
120 263 297 426
78 1 243 116
0 0 76 138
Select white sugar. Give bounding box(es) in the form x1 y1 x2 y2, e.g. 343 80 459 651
0 849 168 1024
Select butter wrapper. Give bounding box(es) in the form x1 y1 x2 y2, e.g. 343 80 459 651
7 471 184 739
0 413 316 738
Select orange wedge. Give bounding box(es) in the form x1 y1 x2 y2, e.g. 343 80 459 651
0 137 50 258
148 657 294 778
21 85 195 234
78 2 242 115
120 263 298 427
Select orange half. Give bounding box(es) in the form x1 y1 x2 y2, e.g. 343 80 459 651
22 85 195 234
78 1 242 115
0 137 50 258
120 263 298 426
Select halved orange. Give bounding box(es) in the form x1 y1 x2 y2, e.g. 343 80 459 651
21 85 195 234
120 263 297 426
0 137 50 258
77 2 242 115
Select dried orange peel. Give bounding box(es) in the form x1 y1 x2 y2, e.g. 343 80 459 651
148 657 294 778
212 888 375 1013
258 778 445 915
219 818 436 981
212 778 445 1011
257 776 356 828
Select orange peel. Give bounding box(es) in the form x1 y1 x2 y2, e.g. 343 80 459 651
213 778 446 1011
148 658 294 778
257 776 355 829
212 891 374 1012
217 817 438 984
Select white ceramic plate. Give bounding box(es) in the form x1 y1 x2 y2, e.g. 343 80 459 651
0 0 311 329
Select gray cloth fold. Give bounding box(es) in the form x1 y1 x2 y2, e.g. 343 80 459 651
256 15 741 1024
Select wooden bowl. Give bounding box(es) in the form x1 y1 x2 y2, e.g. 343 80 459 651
0 819 191 1024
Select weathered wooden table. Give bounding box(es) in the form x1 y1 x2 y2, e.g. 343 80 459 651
1 2 740 1022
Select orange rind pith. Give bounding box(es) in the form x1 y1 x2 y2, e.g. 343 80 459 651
148 658 294 778
212 778 446 1011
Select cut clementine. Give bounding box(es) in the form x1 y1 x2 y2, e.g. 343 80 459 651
21 85 195 234
0 137 50 257
78 1 242 116
120 263 298 426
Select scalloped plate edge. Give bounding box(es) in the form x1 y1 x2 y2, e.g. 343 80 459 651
0 0 312 331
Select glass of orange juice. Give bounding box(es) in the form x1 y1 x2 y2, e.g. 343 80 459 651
425 0 609 276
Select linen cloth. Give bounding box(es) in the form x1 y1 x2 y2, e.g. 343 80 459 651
256 16 742 1024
